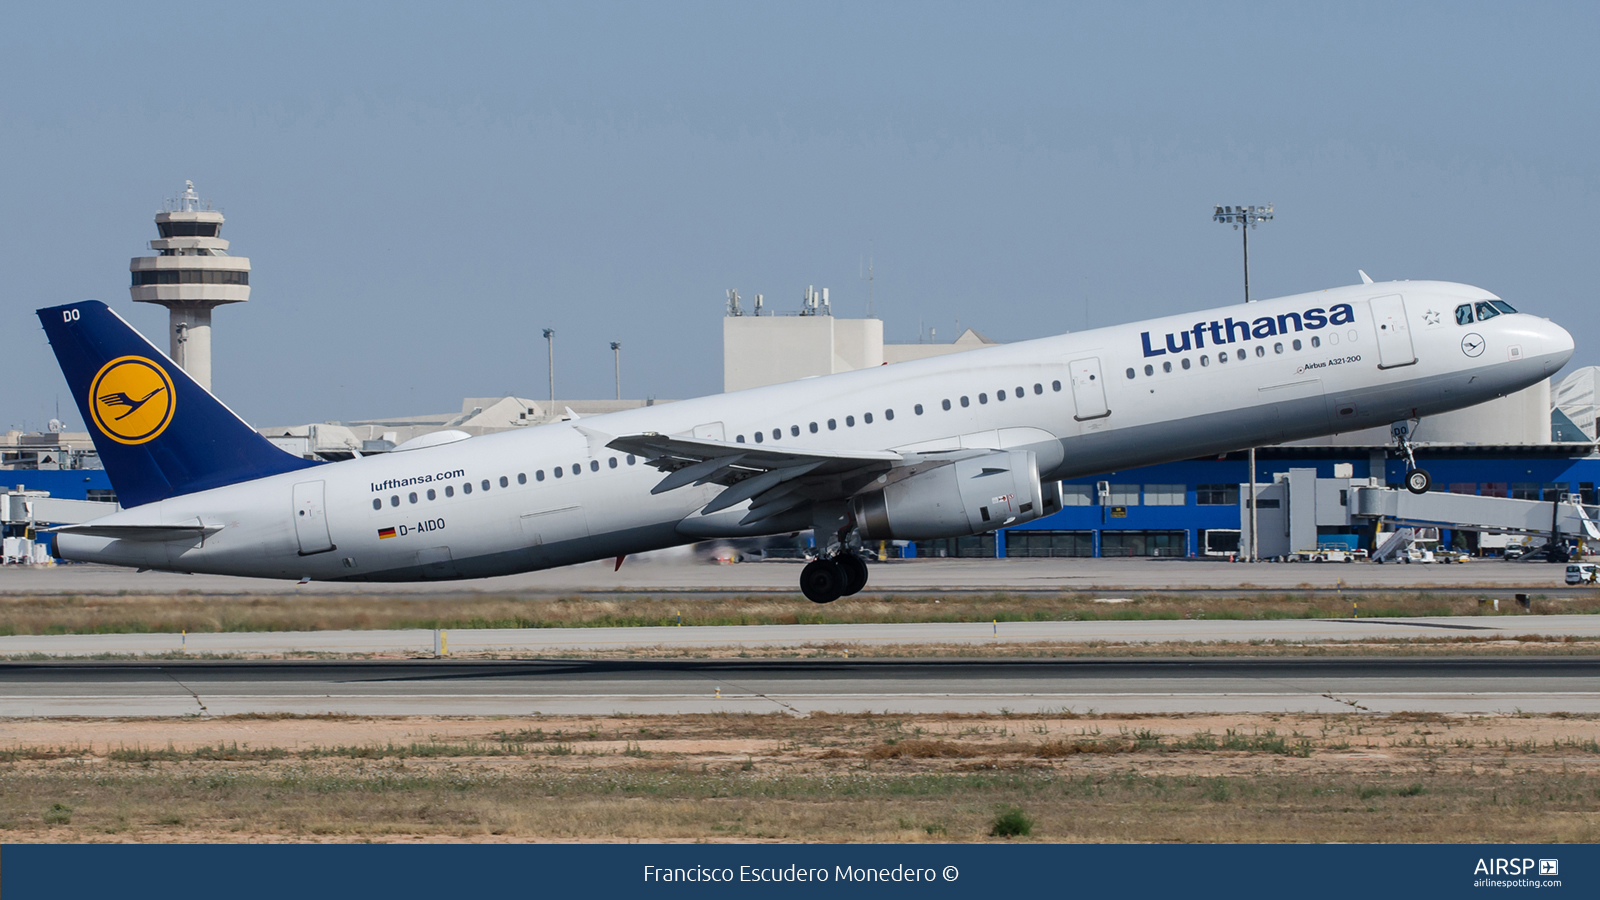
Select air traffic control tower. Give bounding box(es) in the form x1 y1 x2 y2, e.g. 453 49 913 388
128 181 250 391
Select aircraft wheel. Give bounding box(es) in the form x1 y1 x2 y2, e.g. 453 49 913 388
837 553 869 596
800 558 845 604
1405 468 1432 494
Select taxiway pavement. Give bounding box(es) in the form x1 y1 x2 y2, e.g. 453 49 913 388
0 657 1594 717
1 614 1595 659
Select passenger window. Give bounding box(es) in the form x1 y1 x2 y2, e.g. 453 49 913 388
1310 336 1320 348
810 422 818 432
499 476 509 488
1015 386 1024 397
736 435 745 443
828 418 837 429
885 409 894 420
979 393 988 404
463 483 472 494
1033 383 1043 394
627 455 636 465
1181 358 1191 370
960 396 970 407
1217 352 1228 364
941 400 950 411
446 485 456 495
409 492 418 504
1162 361 1172 373
1292 339 1302 351
846 415 855 426
553 468 562 479
1052 381 1062 392
571 463 580 475
1142 365 1153 376
915 404 924 415
1254 346 1264 358
608 458 617 468
1126 368 1136 379
1274 342 1283 354
791 425 800 436
754 432 764 443
1236 349 1246 360
998 389 1008 400
1455 304 1474 326
590 460 599 471
390 495 400 506
536 471 545 481
864 412 873 424
517 473 526 484
1475 301 1500 321
772 428 780 440
1200 355 1210 367
372 499 381 510
482 479 491 491
428 488 436 500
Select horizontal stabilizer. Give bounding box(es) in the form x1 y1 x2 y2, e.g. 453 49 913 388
44 522 222 543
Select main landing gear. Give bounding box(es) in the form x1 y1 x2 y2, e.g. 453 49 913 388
800 552 870 604
1392 420 1432 495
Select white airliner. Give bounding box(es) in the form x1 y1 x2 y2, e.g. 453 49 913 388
39 280 1572 602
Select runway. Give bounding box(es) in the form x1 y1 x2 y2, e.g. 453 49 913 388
1 657 1594 717
3 614 1596 658
0 556 1587 596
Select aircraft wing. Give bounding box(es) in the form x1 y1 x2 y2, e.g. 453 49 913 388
605 431 901 525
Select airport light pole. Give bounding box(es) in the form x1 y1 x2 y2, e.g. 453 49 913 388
1213 203 1274 562
543 328 555 408
610 342 622 401
1213 204 1273 303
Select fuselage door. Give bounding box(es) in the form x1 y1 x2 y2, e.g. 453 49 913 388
292 480 335 555
1369 295 1417 369
692 422 725 441
1068 357 1111 421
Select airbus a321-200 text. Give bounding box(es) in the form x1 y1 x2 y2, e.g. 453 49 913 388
38 279 1573 603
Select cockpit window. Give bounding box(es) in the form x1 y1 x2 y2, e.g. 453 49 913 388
1455 304 1474 326
1491 300 1517 314
1475 301 1500 322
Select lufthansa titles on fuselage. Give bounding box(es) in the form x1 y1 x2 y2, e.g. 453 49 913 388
1140 303 1357 358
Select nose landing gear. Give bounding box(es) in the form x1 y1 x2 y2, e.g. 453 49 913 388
1392 420 1432 495
800 552 871 604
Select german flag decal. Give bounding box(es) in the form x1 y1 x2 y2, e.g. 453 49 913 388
378 527 397 539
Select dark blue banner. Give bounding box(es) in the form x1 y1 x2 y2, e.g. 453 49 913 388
3 844 1595 898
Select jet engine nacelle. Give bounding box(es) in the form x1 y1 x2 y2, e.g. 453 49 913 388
851 450 1050 541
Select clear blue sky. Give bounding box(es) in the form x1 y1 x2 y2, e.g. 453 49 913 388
4 2 1598 431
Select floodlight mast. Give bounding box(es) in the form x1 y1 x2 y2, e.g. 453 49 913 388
1212 204 1273 564
542 328 556 407
610 341 622 401
1212 204 1273 303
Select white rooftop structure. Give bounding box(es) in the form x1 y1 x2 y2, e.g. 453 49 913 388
722 286 998 392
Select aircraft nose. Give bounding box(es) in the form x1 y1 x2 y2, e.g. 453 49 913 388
1545 317 1576 364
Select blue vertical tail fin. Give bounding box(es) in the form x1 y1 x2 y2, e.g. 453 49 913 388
37 300 319 507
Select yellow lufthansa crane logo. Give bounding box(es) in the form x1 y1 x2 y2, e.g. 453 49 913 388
89 356 176 445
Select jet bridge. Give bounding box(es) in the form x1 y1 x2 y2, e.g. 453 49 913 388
1238 467 1600 560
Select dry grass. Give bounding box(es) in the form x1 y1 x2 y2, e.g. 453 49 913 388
1 589 1596 637
1 711 1598 842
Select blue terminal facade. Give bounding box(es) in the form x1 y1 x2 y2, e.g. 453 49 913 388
911 444 1600 559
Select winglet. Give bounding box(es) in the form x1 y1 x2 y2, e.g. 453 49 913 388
1358 269 1374 285
570 423 614 458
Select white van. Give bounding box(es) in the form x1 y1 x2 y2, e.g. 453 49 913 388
1565 563 1599 585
